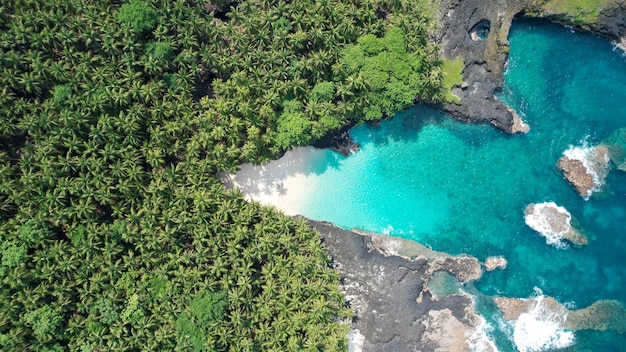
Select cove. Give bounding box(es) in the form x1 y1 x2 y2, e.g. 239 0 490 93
293 19 626 349
227 19 626 350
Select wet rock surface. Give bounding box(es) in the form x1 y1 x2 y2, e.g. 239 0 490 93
557 157 596 197
484 256 508 271
524 202 587 246
557 145 610 199
308 220 485 352
312 125 360 156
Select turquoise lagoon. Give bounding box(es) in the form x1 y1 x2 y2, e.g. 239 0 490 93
292 20 626 350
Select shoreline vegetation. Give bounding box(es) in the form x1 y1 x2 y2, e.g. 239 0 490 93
1 0 625 351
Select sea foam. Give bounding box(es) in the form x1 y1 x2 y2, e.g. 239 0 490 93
347 329 365 352
524 202 572 249
512 295 575 352
562 143 610 200
466 314 499 352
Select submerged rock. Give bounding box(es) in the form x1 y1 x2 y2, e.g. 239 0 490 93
603 127 626 172
557 144 610 199
565 300 626 333
524 202 587 247
484 256 508 271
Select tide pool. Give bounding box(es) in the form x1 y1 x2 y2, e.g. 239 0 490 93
292 19 626 350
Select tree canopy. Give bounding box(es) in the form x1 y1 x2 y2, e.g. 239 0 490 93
0 0 444 350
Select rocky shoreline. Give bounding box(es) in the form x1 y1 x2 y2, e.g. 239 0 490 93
307 220 497 351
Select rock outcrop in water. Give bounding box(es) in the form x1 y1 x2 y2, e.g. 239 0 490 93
557 145 610 199
312 125 360 156
434 0 531 133
524 202 587 247
495 296 626 334
484 256 508 271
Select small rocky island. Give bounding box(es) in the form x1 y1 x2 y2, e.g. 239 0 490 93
557 145 611 199
524 202 587 247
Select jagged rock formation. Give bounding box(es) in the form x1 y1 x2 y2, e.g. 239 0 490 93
558 157 597 197
433 0 533 132
484 256 508 271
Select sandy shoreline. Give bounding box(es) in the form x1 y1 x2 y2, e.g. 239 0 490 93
220 146 324 215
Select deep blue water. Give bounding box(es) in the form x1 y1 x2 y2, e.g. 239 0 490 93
292 20 626 350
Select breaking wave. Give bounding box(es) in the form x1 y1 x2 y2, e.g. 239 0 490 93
524 202 571 249
512 290 575 352
562 143 610 200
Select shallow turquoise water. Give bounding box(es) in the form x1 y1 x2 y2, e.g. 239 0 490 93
296 19 626 350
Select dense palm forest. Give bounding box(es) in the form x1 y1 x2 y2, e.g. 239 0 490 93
0 0 444 350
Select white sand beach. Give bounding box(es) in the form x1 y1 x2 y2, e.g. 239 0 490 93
220 146 323 215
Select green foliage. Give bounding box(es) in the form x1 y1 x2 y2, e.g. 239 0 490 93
189 291 227 325
337 26 442 119
1 241 27 268
120 293 145 324
147 40 173 60
363 105 383 121
176 291 227 351
18 219 48 244
541 0 615 24
90 299 119 325
23 306 63 341
175 312 206 351
118 1 158 34
277 111 314 148
358 34 385 55
311 81 336 102
441 57 465 103
52 85 71 105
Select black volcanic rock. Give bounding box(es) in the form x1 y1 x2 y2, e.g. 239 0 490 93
307 220 485 351
433 0 531 132
312 125 360 156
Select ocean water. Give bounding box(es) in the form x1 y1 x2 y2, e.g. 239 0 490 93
295 19 626 350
